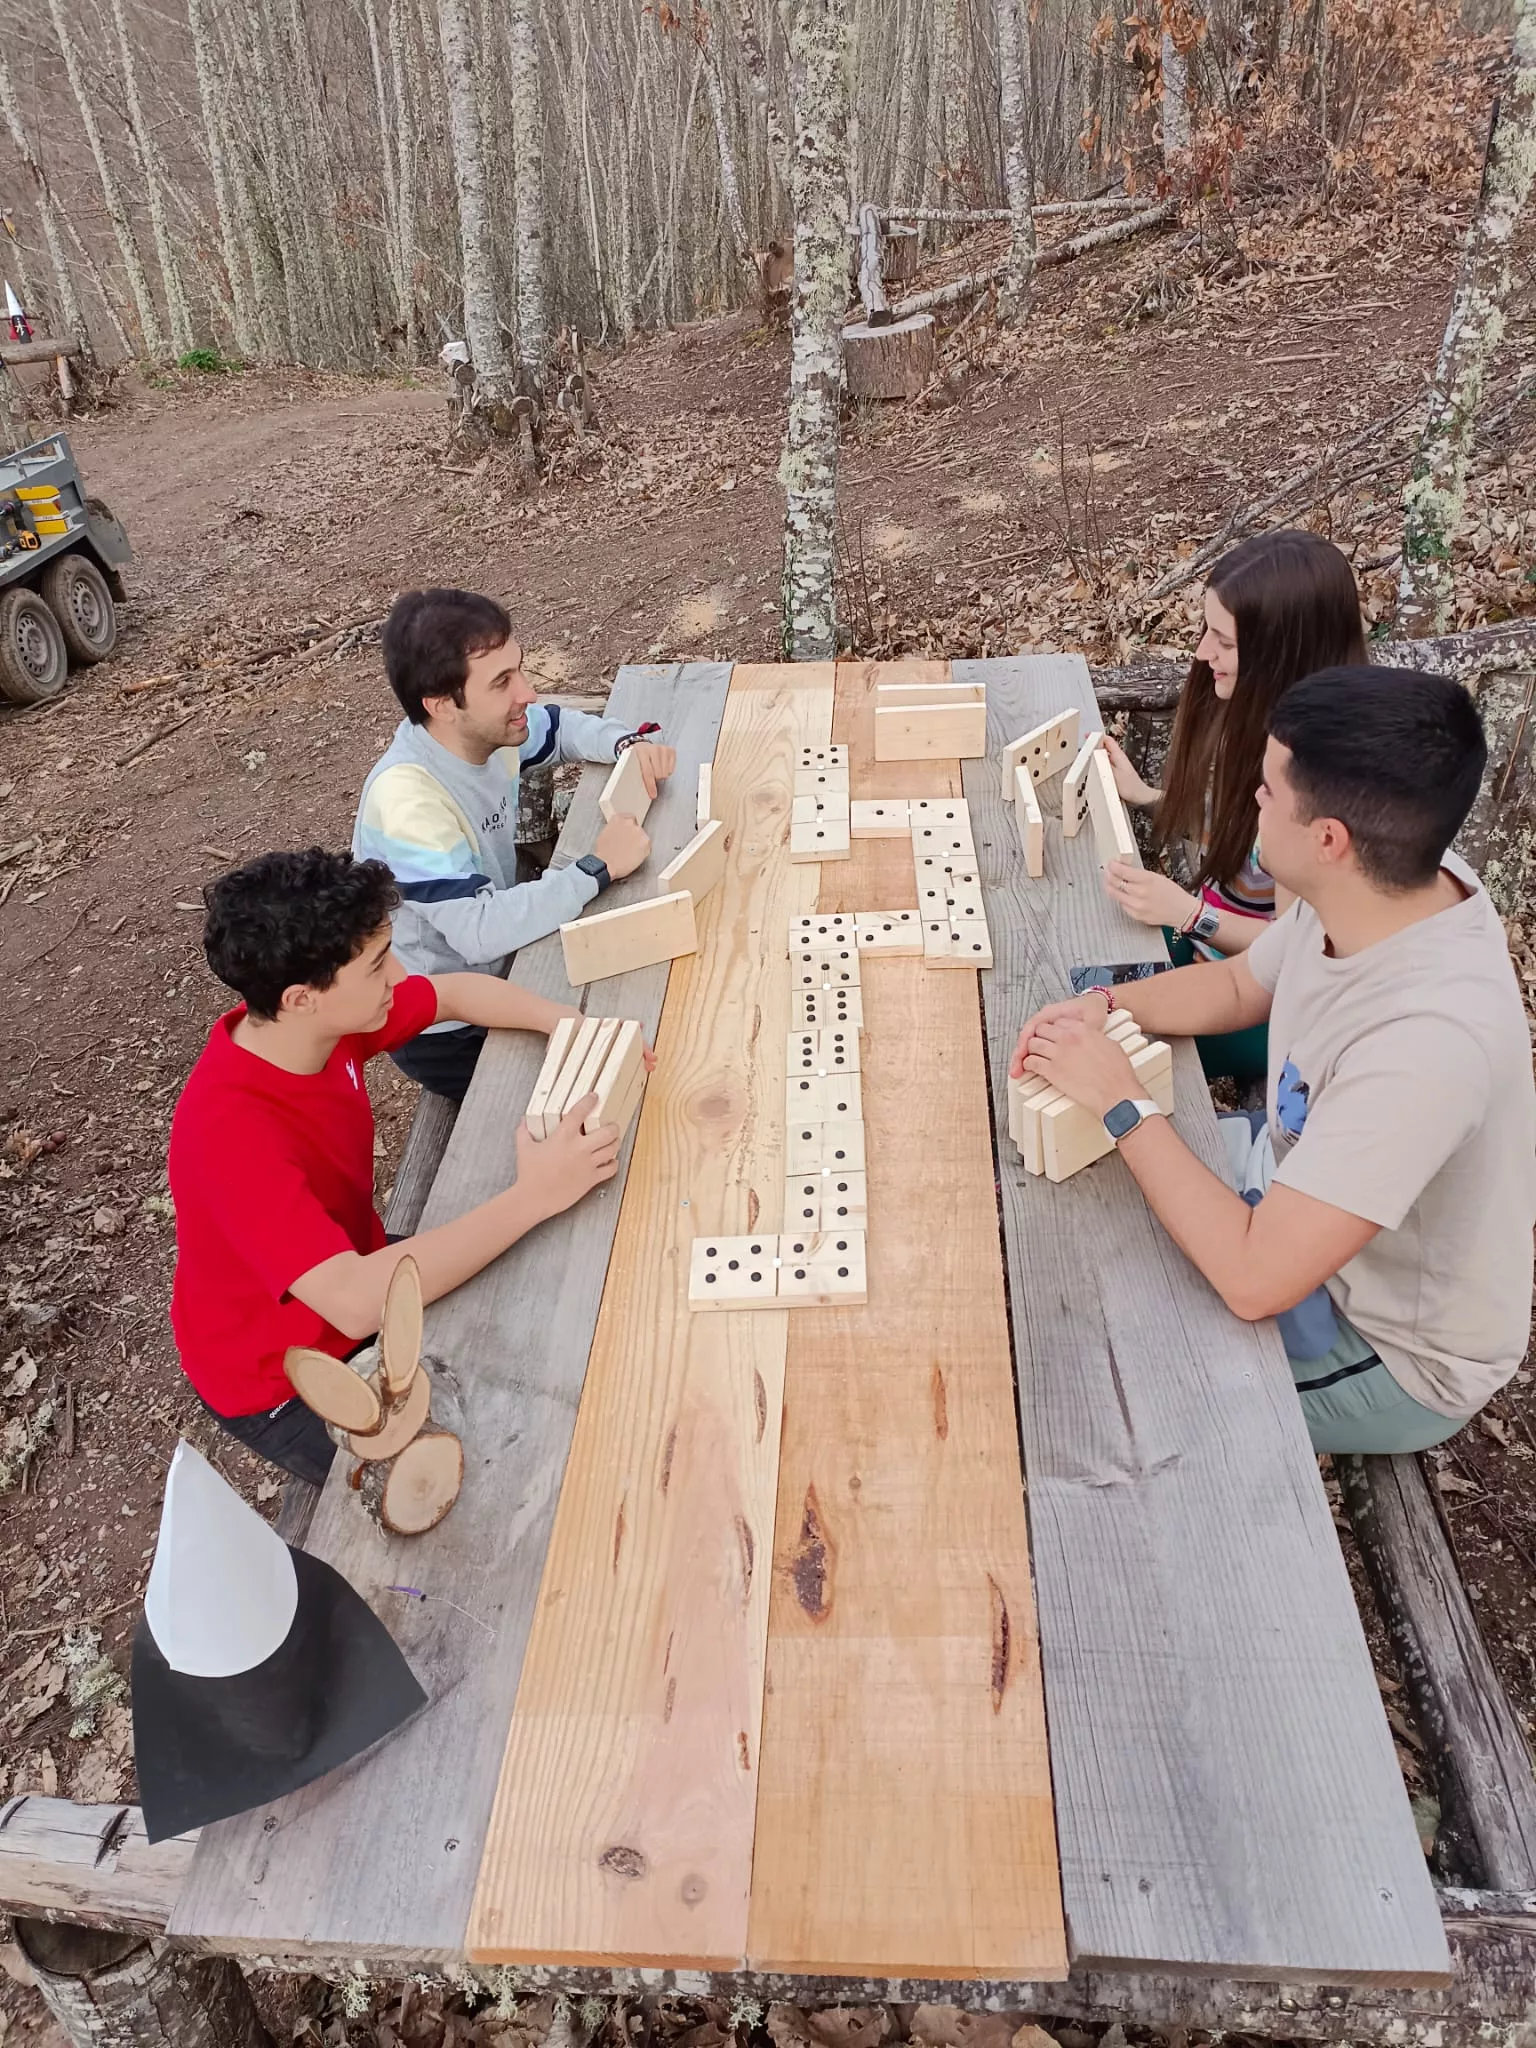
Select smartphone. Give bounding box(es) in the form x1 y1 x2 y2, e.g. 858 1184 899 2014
1070 960 1174 995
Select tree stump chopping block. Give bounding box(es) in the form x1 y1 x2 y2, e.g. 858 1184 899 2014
843 312 937 401
13 1920 272 2048
883 224 920 284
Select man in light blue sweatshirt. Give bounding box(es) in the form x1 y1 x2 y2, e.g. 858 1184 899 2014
354 588 675 1102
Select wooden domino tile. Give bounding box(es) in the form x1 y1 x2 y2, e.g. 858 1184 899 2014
775 1231 868 1304
792 793 849 825
1002 709 1080 792
1086 747 1140 867
817 1169 867 1226
817 1120 865 1169
941 919 993 968
784 1071 863 1123
1061 731 1103 840
850 799 912 837
921 914 953 961
789 913 856 952
790 816 851 862
688 1235 779 1309
790 948 860 989
854 910 922 955
945 881 985 921
792 986 863 1030
798 745 849 772
786 1027 860 1074
1014 764 1045 877
784 1174 825 1229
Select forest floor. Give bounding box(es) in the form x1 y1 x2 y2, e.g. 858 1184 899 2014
1 76 1534 2046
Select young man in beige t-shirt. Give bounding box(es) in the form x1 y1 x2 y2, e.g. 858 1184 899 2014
1011 665 1536 1454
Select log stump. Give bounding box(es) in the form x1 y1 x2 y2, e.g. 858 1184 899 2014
13 1920 271 2048
883 224 920 284
843 313 937 401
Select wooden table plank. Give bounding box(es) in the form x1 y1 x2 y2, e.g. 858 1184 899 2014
466 663 835 1969
957 655 1450 1985
170 663 735 1967
747 660 1068 1982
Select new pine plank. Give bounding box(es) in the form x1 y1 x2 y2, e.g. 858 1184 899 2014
169 664 735 1966
955 655 1450 1985
466 663 835 1969
747 660 1068 1981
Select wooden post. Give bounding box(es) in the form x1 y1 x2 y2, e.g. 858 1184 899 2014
13 1921 272 2048
882 223 919 284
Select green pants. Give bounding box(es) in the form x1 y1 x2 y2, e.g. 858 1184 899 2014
1163 929 1269 1084
1291 1320 1465 1455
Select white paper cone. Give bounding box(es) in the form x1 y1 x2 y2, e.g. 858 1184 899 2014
4 282 23 322
144 1440 299 1677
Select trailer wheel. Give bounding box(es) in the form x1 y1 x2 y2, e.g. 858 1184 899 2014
0 588 69 705
41 552 117 665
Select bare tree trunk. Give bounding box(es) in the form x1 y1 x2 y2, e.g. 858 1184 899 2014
509 0 550 386
186 0 259 358
1399 11 1536 636
364 0 405 331
0 47 88 354
995 0 1036 320
779 0 852 660
738 0 792 217
59 209 132 356
111 0 196 354
437 0 513 407
1160 26 1191 157
388 0 422 355
45 0 167 358
704 48 752 269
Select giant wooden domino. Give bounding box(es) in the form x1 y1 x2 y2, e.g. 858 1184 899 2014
873 678 987 762
1007 1008 1174 1182
525 1014 648 1142
560 889 697 984
598 745 652 825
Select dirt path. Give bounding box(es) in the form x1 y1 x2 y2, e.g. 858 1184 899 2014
1 166 1531 1865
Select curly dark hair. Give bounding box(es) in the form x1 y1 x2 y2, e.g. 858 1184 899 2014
203 849 400 1020
383 587 513 724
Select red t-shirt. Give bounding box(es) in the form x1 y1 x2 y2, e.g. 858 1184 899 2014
167 976 438 1416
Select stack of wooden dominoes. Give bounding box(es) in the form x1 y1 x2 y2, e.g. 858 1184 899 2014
910 799 993 967
525 1015 648 1141
791 744 851 862
1003 713 1139 879
1007 1008 1174 1182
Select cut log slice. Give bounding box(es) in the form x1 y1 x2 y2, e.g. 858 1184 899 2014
379 1255 423 1400
348 1364 433 1462
357 1426 464 1536
284 1347 383 1435
843 312 937 401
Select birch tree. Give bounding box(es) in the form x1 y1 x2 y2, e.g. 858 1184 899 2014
509 0 550 387
1160 28 1191 157
1399 0 1536 635
438 0 513 408
0 46 88 354
995 0 1036 318
44 0 167 357
778 0 852 660
186 0 258 358
111 0 196 354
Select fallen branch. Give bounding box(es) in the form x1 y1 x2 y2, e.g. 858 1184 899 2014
890 270 1004 320
879 196 1138 225
1095 618 1536 711
118 610 385 701
112 711 197 769
1034 197 1179 269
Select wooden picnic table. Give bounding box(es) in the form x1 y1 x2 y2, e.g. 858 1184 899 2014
167 657 1447 1991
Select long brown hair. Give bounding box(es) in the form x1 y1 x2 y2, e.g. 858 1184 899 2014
1157 530 1366 890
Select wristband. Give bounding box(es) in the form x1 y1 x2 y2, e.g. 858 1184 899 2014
614 721 661 756
1086 983 1116 1017
575 852 611 891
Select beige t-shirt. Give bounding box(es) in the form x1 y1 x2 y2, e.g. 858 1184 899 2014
1246 855 1536 1418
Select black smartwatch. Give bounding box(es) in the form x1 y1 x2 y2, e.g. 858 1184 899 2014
1103 1097 1165 1144
575 852 611 891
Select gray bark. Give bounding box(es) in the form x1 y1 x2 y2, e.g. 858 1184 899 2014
45 0 168 358
994 0 1036 319
509 0 550 385
779 0 853 660
111 0 196 355
1400 1 1536 635
185 0 258 358
438 0 513 404
13 1921 272 2048
1160 27 1191 156
388 0 422 354
0 47 89 355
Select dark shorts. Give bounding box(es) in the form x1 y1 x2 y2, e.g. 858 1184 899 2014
390 1024 486 1104
201 1395 336 1486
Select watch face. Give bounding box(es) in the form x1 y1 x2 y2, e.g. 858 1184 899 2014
1103 1098 1141 1140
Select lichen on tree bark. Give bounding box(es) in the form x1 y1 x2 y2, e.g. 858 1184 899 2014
778 0 852 661
1399 0 1536 636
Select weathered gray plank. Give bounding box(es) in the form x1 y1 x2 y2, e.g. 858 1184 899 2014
0 1798 196 1936
383 1087 459 1237
957 656 1450 1984
169 664 734 1965
1338 1453 1536 1891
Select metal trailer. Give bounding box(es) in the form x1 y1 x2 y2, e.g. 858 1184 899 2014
0 432 133 705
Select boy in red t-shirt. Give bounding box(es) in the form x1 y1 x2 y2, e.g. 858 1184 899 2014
170 848 626 1482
